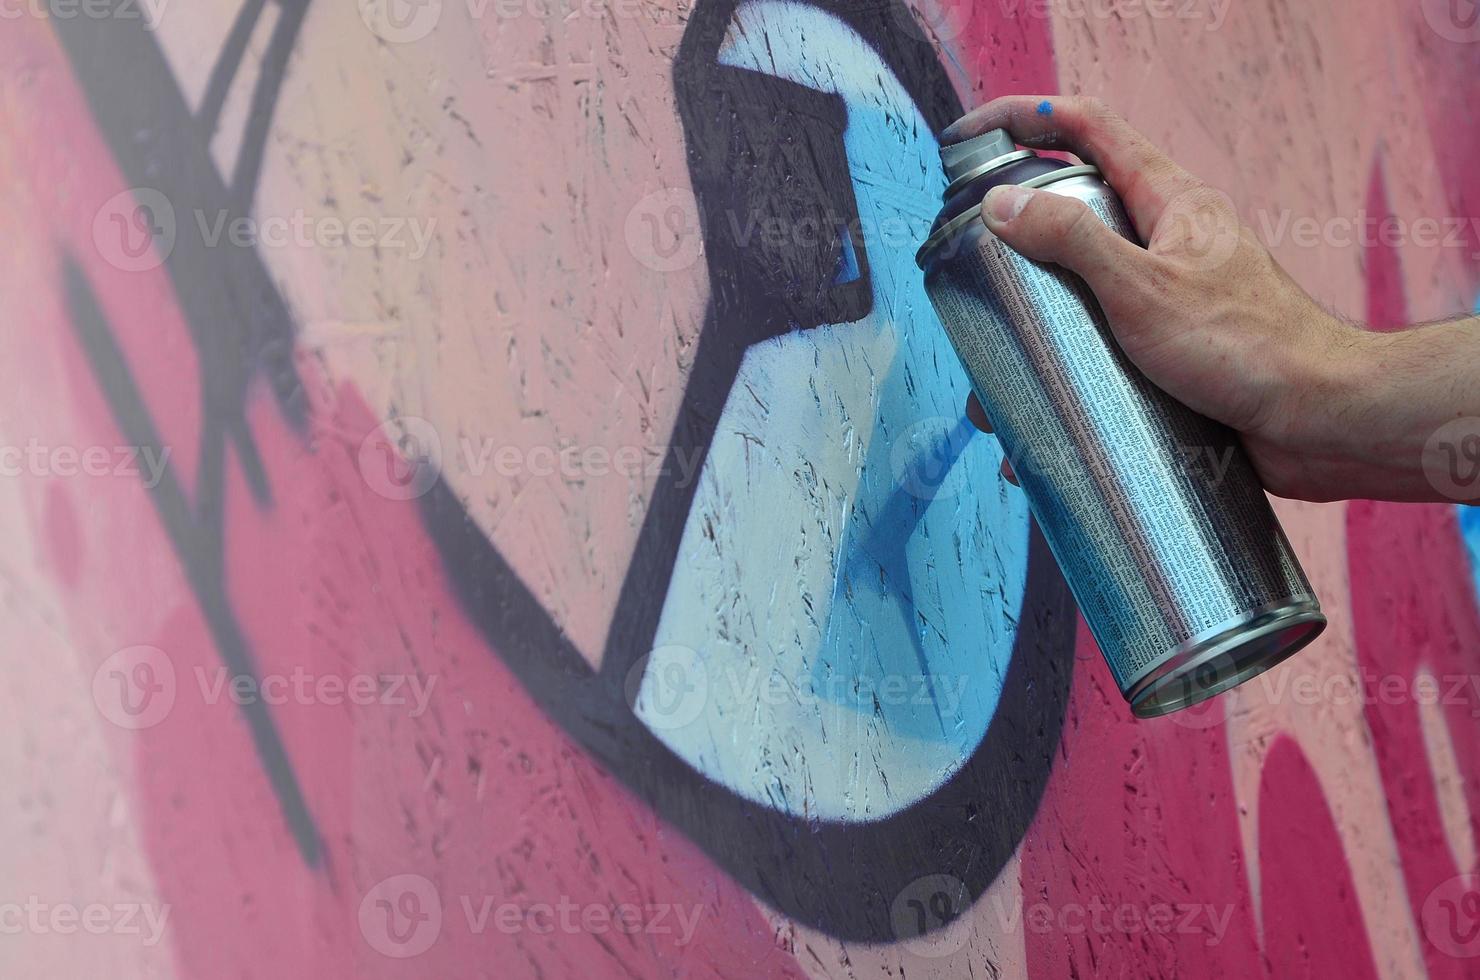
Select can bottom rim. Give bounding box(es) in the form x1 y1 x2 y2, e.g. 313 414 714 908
1127 601 1327 718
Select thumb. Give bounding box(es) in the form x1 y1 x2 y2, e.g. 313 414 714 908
981 183 1148 300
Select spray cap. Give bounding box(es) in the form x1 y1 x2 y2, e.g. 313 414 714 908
939 128 1020 184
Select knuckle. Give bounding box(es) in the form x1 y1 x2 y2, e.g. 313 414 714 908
1074 96 1110 120
1058 199 1101 248
1073 97 1118 133
1188 182 1233 215
1021 194 1067 239
1138 253 1182 299
1097 257 1168 339
1160 168 1205 200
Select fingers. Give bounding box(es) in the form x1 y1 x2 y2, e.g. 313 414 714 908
966 391 992 432
965 394 1019 486
944 96 1196 236
981 183 1150 303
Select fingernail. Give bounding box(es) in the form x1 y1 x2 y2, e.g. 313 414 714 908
983 184 1034 226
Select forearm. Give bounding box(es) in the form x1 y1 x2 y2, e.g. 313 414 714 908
1283 315 1480 503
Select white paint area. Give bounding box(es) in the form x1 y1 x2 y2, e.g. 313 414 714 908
1416 664 1478 873
637 0 1031 821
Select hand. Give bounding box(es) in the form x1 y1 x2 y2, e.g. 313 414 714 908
943 96 1381 502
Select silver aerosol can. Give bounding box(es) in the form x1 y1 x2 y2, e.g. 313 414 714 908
916 128 1326 717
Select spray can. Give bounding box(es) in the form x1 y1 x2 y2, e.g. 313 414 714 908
916 128 1326 717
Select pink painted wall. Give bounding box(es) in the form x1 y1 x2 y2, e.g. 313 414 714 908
2 0 1480 977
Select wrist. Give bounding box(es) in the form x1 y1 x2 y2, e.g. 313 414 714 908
1260 316 1464 501
1245 312 1391 500
1265 310 1375 455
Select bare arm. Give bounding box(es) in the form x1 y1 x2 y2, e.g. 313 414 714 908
947 95 1480 504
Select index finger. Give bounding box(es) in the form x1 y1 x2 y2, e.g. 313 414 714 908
942 96 1196 237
